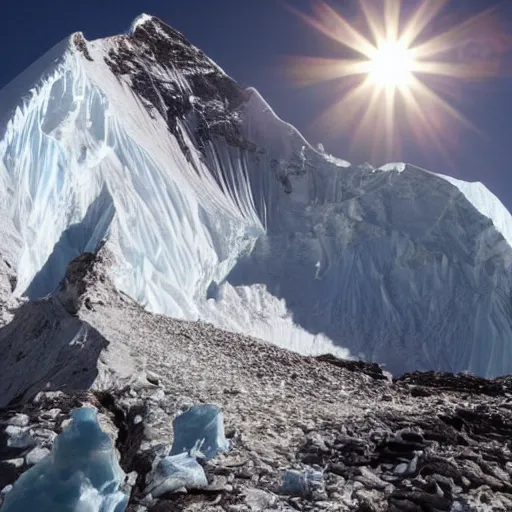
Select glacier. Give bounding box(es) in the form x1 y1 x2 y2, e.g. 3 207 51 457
0 15 512 377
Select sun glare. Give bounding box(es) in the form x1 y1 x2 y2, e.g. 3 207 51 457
288 0 510 162
369 41 414 87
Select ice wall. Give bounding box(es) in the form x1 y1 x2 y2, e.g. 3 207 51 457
1 19 512 376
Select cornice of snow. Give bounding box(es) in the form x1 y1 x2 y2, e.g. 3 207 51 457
374 162 512 246
0 35 77 139
130 13 154 33
436 172 512 248
378 162 406 173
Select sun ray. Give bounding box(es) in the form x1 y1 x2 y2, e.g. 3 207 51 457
400 85 451 161
414 60 499 80
412 5 500 60
351 84 385 152
408 75 476 133
360 0 385 45
384 86 397 157
384 0 401 43
314 76 374 131
287 56 371 87
287 2 376 58
399 0 448 48
288 0 510 163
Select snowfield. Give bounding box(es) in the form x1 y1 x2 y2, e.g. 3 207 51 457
0 15 512 377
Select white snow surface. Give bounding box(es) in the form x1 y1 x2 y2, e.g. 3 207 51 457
0 17 512 377
437 173 512 248
130 13 153 34
378 162 406 173
377 163 512 247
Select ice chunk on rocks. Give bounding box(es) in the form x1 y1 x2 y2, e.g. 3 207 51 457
5 425 36 449
171 404 229 460
280 468 325 497
8 414 30 427
144 452 208 497
25 446 51 466
1 408 128 512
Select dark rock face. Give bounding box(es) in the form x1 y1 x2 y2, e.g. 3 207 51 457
0 251 115 408
73 33 94 61
104 16 253 158
315 354 390 381
397 371 507 397
297 399 512 510
56 252 97 314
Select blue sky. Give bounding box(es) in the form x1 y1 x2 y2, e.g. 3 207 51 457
1 0 511 212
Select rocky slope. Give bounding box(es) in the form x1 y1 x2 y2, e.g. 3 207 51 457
1 252 512 511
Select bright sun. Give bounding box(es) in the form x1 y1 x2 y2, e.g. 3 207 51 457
288 0 505 161
369 40 415 87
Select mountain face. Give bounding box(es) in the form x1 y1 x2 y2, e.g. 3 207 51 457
1 14 512 377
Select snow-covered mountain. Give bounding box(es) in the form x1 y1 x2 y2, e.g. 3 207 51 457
1 14 512 377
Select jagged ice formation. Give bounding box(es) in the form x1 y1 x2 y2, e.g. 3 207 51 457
0 15 512 376
1 408 128 512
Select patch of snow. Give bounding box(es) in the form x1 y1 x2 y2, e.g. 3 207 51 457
324 152 351 168
129 13 153 34
436 173 512 247
378 162 406 173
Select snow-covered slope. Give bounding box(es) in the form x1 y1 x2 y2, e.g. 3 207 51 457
436 173 512 247
1 15 512 377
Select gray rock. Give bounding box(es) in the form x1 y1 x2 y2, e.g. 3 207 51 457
5 459 24 469
0 485 13 508
243 487 278 511
147 389 165 404
25 446 51 466
31 428 57 445
40 408 61 420
145 371 161 386
280 468 325 497
32 391 65 404
5 427 36 449
8 414 30 427
395 463 408 475
356 467 389 490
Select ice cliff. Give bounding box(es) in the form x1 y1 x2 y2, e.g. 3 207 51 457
0 15 512 376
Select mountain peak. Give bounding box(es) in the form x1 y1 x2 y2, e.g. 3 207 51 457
128 13 192 48
130 13 154 33
1 15 512 378
101 15 252 154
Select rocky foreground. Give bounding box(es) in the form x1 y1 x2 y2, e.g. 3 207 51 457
1 252 512 511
